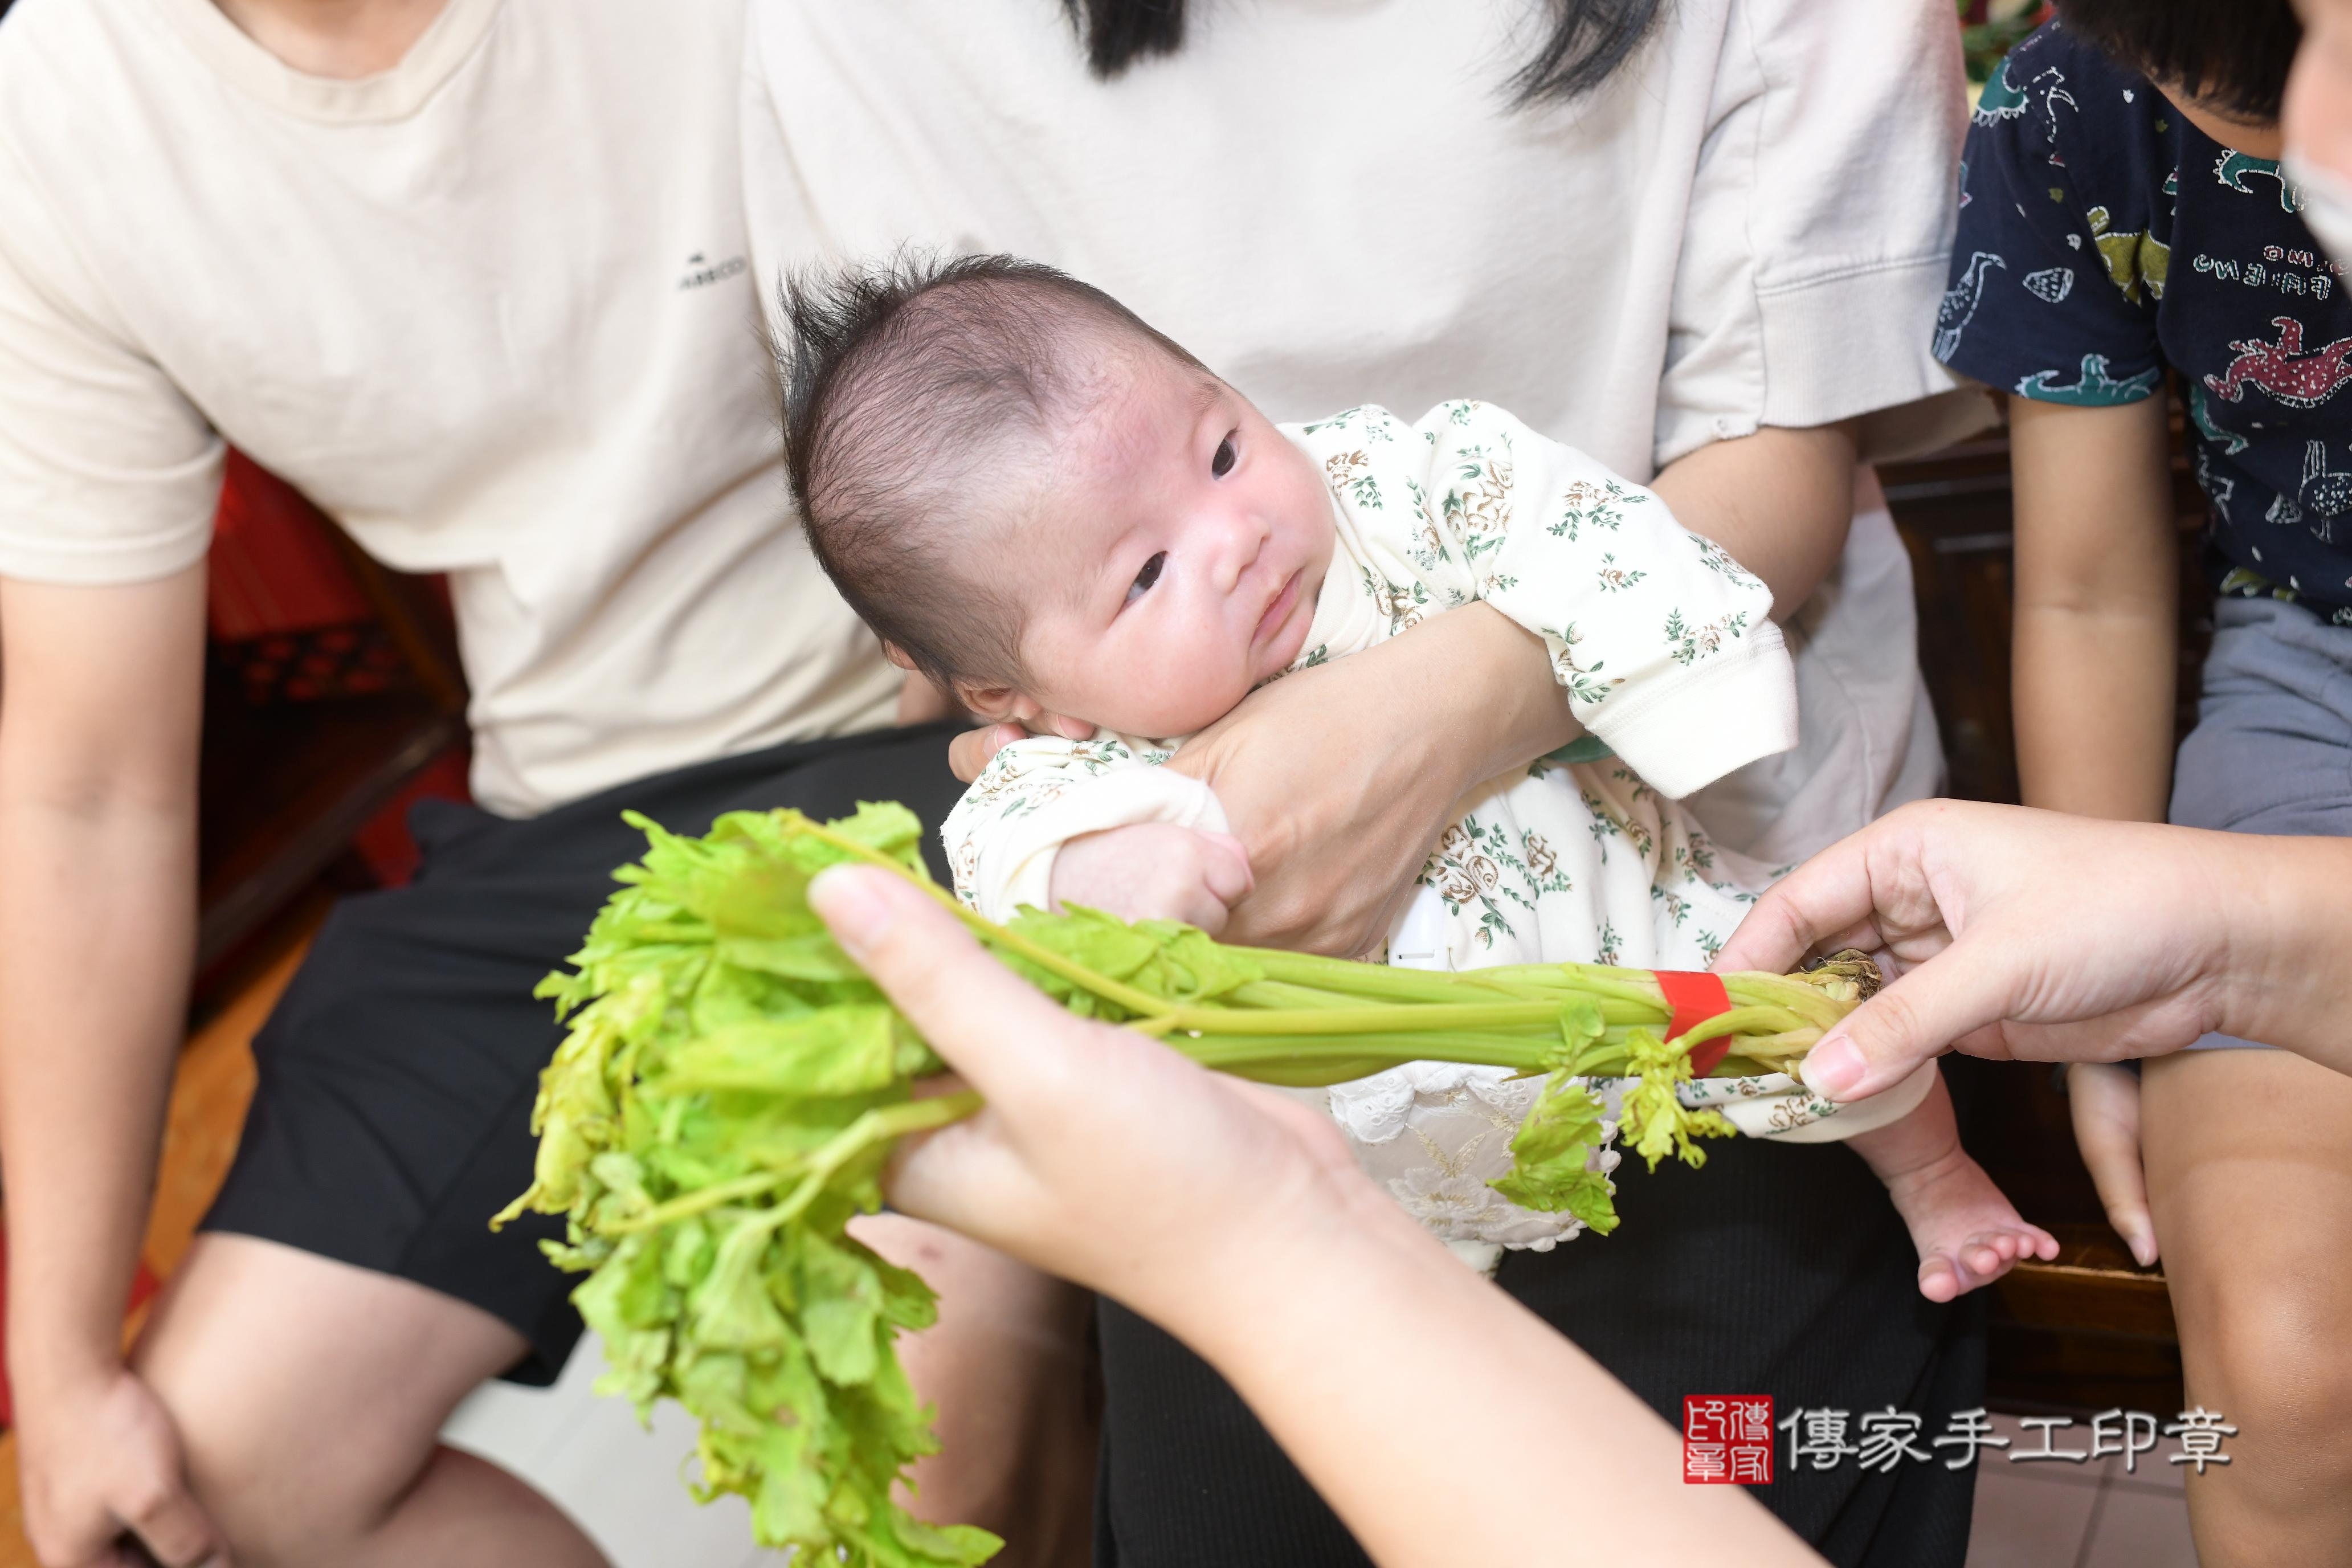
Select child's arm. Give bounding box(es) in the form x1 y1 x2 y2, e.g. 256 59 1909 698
1414 402 1798 799
2010 395 2180 820
1927 28 2181 1275
940 734 1239 924
2007 393 2178 1267
1995 233 2177 1264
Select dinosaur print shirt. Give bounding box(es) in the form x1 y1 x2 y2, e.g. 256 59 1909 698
1937 21 2352 618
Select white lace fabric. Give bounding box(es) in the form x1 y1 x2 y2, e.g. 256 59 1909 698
1325 1063 1624 1253
1313 884 1940 1261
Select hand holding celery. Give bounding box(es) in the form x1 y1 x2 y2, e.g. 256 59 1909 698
494 803 1874 1566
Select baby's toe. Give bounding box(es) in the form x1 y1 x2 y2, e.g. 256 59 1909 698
1992 1226 2059 1265
1917 1255 1962 1304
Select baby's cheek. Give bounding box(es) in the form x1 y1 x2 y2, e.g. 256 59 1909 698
1163 645 1255 732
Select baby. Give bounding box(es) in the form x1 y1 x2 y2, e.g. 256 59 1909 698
781 251 2055 1299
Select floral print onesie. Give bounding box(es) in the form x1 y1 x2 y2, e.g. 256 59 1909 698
944 401 1930 1260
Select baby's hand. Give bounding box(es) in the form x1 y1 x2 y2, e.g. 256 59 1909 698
1050 823 1255 934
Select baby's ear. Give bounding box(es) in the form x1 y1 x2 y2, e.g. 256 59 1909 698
954 681 1040 725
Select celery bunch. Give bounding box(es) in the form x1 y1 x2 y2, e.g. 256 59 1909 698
495 803 1875 1565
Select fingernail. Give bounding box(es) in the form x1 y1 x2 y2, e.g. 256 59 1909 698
1802 1034 1863 1099
808 865 893 954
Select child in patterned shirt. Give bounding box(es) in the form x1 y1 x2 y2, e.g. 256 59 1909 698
1940 5 2352 1553
782 251 2051 1296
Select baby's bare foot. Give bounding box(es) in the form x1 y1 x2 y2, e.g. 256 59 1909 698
1880 1146 2059 1303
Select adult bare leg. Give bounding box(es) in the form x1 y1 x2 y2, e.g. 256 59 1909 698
2143 1048 2352 1568
854 1214 1096 1568
134 1233 606 1568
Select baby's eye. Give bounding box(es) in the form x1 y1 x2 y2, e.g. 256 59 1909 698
1126 552 1166 603
1211 434 1237 479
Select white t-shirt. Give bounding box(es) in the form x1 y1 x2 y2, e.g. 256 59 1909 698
0 0 899 816
744 0 1977 860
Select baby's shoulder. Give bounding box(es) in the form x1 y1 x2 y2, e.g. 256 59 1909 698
1290 399 1544 465
1293 403 1410 444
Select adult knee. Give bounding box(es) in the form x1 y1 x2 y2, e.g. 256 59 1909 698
2188 1285 2352 1486
130 1236 525 1568
141 1355 382 1568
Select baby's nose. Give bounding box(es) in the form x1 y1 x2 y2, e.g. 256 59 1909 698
1213 509 1268 590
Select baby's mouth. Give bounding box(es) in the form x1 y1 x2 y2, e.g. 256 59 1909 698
1252 569 1302 648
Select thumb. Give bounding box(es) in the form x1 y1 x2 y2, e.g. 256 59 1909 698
117 1471 229 1568
1199 831 1255 909
947 722 1026 784
808 864 1077 1100
1797 936 2014 1100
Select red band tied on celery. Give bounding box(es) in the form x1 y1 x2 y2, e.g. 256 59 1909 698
1656 970 1736 1076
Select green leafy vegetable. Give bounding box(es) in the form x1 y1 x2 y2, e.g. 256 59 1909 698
496 804 1874 1564
1619 1027 1738 1172
1489 1069 1622 1234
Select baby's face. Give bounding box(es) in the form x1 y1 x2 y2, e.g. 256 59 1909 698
982 352 1334 738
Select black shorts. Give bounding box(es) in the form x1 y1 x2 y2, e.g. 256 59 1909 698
202 722 967 1385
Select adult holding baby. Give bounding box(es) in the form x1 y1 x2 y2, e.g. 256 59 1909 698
742 2 1987 1563
0 7 1977 1568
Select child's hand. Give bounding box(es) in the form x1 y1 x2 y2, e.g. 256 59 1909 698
1051 823 1253 934
2067 1061 2157 1266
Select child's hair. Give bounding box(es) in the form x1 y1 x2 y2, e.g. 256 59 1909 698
2057 0 2302 120
779 251 1207 693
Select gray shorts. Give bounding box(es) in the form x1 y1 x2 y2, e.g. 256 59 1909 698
2168 595 2352 1050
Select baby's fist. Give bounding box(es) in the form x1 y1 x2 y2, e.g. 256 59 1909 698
1050 823 1255 933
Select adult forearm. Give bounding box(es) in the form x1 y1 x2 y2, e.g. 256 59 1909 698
1407 603 1580 785
1173 1195 1817 1567
0 798 197 1394
2012 604 2177 820
1650 423 1859 618
1179 603 1575 954
2218 833 2352 1073
1180 425 1851 958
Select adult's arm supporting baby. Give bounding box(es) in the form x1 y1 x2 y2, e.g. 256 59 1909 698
1173 605 1575 956
946 607 1573 957
1401 402 1796 799
1649 420 1861 622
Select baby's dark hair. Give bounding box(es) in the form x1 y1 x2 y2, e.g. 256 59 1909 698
779 251 1206 694
2057 0 2302 121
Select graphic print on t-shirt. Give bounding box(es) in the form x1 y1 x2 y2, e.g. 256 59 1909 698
1937 20 2352 618
2204 317 2352 407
